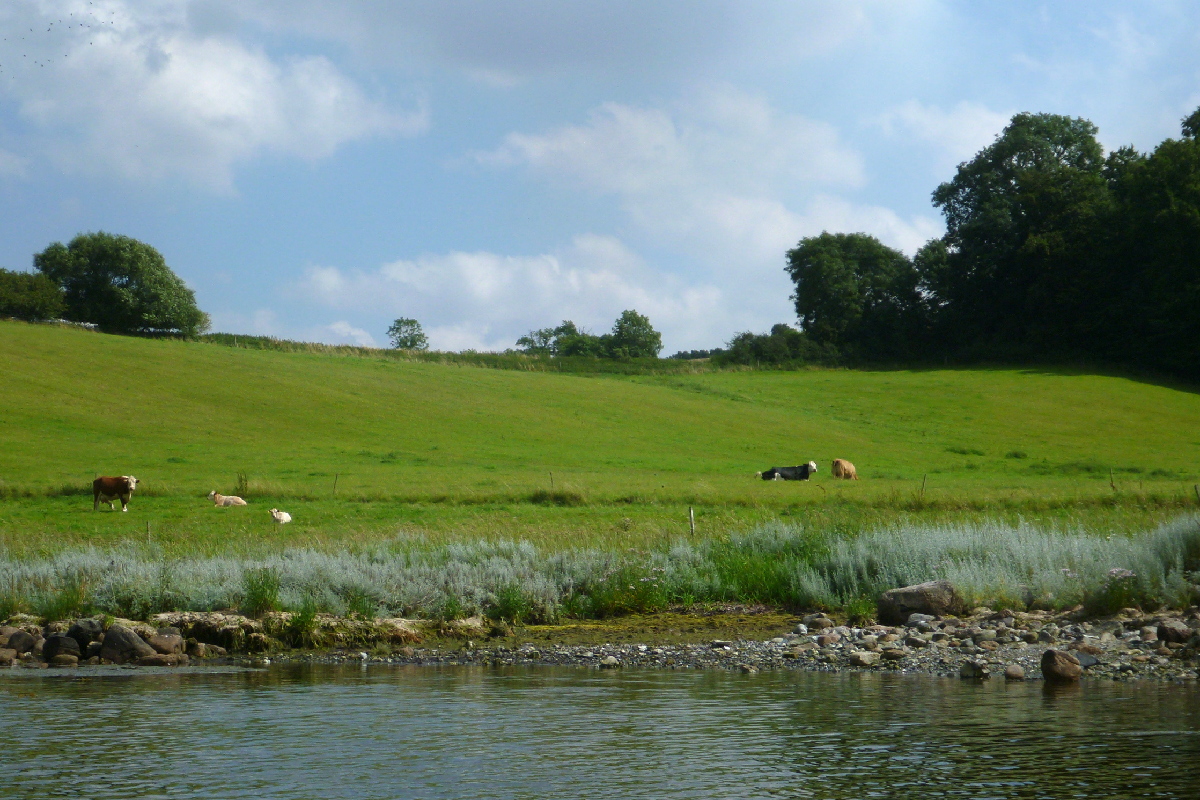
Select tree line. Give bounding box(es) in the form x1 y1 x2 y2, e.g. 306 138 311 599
729 108 1200 380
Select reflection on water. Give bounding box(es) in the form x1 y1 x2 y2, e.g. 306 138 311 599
3 666 1198 799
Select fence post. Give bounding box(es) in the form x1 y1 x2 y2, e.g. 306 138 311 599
689 507 695 536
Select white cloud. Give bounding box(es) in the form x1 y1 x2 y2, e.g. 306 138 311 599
877 100 1011 173
0 149 30 178
296 234 731 352
0 0 426 189
326 321 377 347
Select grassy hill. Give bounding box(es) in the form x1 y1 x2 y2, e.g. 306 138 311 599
2 319 1199 555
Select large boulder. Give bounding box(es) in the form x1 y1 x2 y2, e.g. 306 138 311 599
99 624 155 664
42 632 82 661
877 580 964 625
148 634 184 655
1158 620 1191 644
67 619 104 654
0 648 16 666
5 630 35 655
1041 649 1082 682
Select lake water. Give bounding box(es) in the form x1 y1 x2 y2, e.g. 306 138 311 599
3 665 1199 799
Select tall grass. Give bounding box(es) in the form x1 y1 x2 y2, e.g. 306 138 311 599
3 516 1197 623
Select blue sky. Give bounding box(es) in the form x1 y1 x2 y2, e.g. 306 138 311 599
2 1 1198 352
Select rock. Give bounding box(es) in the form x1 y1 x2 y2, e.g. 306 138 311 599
1159 620 1191 644
67 619 104 654
849 651 880 666
1004 664 1025 681
793 624 808 635
904 636 930 648
807 618 835 630
99 624 156 664
42 632 82 661
739 664 758 674
148 634 184 655
245 632 270 652
0 648 17 666
1140 626 1158 642
86 641 103 659
878 580 964 624
50 654 79 667
397 646 415 659
816 634 841 647
973 629 997 642
882 649 908 661
1068 641 1102 656
960 660 989 679
1041 649 1082 682
1075 652 1100 668
906 613 936 626
5 630 35 655
137 653 183 666
599 655 621 669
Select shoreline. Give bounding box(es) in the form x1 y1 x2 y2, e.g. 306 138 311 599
5 605 1199 684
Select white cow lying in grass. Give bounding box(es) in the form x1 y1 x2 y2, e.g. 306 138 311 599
208 490 248 507
269 508 292 524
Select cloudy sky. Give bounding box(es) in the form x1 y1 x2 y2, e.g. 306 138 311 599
2 1 1198 352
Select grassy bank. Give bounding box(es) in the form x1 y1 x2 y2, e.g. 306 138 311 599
4 516 1198 625
4 320 1200 554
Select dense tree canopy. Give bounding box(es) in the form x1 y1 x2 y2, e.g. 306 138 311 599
780 107 1200 380
785 232 924 359
0 268 65 321
34 232 209 335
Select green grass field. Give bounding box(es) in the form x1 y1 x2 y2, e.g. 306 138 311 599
3 320 1200 557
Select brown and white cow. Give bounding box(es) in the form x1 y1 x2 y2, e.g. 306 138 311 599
93 475 139 511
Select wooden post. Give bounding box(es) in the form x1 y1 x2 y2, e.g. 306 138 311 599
1194 484 1199 505
689 507 695 536
1109 468 1117 492
550 472 554 489
333 473 339 497
920 474 927 502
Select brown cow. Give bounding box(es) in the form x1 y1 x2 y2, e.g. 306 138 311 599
93 475 139 511
831 459 858 480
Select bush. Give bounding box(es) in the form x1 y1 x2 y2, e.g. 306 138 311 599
242 567 281 617
0 269 65 321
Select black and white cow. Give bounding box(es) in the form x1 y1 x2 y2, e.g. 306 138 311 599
756 461 818 481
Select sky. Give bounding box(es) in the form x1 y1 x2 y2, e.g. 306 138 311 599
1 1 1198 353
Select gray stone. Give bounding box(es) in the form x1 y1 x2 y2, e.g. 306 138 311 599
793 623 808 635
849 651 880 666
816 633 841 647
5 630 35 655
42 632 81 661
599 655 621 669
1004 664 1025 681
99 624 156 664
67 619 104 654
906 613 936 626
960 660 989 678
878 580 964 625
148 634 184 655
881 648 908 661
1075 652 1100 669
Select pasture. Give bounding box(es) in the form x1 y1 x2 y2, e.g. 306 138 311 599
2 319 1199 559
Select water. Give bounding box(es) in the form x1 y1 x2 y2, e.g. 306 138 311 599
3 665 1199 799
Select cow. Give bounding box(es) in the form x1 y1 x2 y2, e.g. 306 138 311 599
831 458 859 480
756 461 818 481
208 490 248 507
93 475 139 511
269 508 292 524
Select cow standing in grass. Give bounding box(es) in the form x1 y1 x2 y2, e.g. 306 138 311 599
756 461 818 481
93 475 139 511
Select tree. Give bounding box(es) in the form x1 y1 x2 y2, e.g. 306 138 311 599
34 232 209 335
515 320 605 356
386 317 429 350
928 113 1110 354
605 309 662 358
0 268 66 321
785 232 925 359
